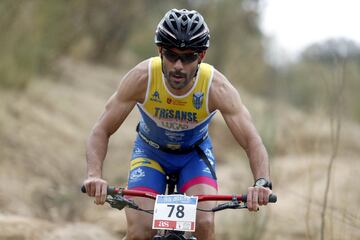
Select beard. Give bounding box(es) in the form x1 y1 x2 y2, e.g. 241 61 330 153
162 64 198 90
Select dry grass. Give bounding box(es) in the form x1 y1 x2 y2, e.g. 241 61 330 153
0 58 359 239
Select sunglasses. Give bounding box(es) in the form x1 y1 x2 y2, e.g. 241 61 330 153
162 48 199 64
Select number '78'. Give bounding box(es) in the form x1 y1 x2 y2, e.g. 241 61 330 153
167 204 185 218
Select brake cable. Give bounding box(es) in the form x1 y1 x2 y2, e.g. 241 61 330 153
197 195 247 212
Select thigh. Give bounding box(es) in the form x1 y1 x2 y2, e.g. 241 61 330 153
125 197 157 239
128 138 168 194
186 184 217 240
125 143 167 238
185 183 217 209
127 157 167 194
177 146 218 193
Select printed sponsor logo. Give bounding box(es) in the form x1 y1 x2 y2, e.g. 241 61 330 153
140 121 151 134
161 121 189 130
134 148 144 154
199 126 208 134
150 91 162 103
192 92 204 110
154 108 198 122
167 98 187 106
202 149 215 174
203 168 211 174
165 131 185 142
204 149 215 163
130 168 145 181
153 107 199 130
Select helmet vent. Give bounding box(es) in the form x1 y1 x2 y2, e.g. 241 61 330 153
155 9 210 50
169 19 177 30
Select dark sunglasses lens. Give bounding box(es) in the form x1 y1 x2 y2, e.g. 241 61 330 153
163 49 198 63
163 50 179 62
182 53 198 63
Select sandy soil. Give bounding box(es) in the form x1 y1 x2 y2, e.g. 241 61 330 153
0 58 359 240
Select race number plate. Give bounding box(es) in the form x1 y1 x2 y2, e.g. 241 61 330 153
152 194 198 232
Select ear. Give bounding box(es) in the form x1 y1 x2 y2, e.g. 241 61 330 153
198 51 206 63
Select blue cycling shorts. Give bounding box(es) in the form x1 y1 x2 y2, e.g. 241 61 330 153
127 136 218 194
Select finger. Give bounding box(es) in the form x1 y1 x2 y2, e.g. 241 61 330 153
252 188 259 211
100 183 107 204
89 182 96 197
247 187 253 210
95 183 101 205
258 189 264 205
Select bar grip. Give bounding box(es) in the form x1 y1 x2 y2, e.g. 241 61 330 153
240 193 277 203
80 185 118 195
269 194 277 203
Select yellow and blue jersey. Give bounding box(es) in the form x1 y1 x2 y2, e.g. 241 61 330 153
137 56 217 149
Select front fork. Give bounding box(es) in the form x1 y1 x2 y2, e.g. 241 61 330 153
153 230 197 239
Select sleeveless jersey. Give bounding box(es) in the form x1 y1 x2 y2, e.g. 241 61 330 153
137 56 216 149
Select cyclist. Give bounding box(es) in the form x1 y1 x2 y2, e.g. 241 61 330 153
83 9 272 240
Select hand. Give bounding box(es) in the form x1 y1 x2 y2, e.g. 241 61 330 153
246 186 272 211
83 177 108 205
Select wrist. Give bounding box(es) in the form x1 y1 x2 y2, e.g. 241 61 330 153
87 173 102 179
254 178 272 190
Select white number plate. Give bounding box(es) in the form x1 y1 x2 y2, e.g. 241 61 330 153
152 194 198 232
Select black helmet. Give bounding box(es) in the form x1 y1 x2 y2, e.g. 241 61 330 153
155 9 210 51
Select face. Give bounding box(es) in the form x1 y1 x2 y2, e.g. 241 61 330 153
161 48 201 90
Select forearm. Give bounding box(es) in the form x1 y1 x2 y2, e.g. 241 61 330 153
85 129 110 178
246 137 270 181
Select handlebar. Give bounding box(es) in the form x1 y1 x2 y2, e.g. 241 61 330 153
81 185 120 194
81 185 277 203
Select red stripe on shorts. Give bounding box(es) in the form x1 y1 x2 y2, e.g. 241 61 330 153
128 186 160 195
179 176 218 193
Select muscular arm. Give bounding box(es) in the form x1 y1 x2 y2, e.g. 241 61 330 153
84 59 148 202
208 70 270 181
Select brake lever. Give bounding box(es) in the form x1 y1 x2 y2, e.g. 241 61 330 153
212 197 247 212
106 194 140 211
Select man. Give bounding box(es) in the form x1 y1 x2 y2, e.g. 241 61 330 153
83 9 272 240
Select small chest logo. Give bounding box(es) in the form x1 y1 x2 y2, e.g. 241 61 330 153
167 97 187 106
150 91 162 103
192 92 204 110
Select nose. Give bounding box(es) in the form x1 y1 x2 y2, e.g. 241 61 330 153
173 58 184 70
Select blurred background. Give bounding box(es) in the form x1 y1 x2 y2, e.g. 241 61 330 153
0 0 359 239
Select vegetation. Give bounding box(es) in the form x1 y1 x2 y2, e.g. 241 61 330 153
0 0 263 84
272 39 360 122
1 0 359 123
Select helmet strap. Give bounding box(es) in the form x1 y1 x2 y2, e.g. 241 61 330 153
193 64 200 79
194 51 206 77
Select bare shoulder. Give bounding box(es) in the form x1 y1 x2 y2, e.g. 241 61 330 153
116 58 150 103
208 68 242 113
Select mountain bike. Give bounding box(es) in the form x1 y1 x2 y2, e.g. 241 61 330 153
81 174 277 240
